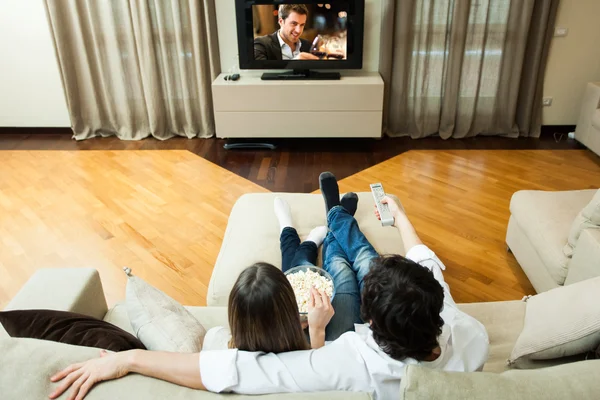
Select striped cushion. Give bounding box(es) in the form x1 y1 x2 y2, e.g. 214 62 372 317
509 277 600 365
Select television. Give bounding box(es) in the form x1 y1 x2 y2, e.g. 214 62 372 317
235 0 365 80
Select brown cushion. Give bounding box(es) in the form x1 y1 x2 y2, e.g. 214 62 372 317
0 309 146 352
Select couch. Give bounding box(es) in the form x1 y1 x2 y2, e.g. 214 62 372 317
2 193 600 399
506 189 600 293
576 82 600 157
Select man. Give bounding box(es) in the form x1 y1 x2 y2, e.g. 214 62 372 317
49 173 489 400
254 4 319 61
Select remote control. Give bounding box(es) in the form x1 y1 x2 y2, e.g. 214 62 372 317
370 183 395 227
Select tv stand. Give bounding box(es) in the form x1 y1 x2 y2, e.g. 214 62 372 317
212 72 383 139
261 69 341 81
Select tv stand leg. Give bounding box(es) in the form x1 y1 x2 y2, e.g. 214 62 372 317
223 141 277 150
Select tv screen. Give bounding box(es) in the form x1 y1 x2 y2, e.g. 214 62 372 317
236 1 364 71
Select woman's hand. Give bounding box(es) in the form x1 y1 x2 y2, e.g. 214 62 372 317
307 288 334 349
49 350 132 400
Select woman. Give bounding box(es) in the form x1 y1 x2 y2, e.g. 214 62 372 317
199 197 339 353
203 262 334 352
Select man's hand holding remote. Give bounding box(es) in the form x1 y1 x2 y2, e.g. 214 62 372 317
374 196 423 252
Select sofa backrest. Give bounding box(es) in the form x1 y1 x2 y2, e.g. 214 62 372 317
0 337 372 400
399 360 600 400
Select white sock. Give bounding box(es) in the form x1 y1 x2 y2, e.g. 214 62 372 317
306 226 328 247
274 197 293 233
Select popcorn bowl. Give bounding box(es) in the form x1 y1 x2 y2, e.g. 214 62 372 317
284 265 336 315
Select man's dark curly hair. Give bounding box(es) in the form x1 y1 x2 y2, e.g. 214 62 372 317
361 255 445 361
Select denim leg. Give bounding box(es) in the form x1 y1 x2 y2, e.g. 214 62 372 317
327 206 379 291
280 227 301 273
290 241 318 268
323 231 362 341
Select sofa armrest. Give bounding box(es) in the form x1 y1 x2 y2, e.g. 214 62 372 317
4 268 108 320
565 229 600 286
575 82 600 146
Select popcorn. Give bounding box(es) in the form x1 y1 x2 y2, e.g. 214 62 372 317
286 269 334 313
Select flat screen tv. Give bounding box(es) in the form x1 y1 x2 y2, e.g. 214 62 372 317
235 0 365 80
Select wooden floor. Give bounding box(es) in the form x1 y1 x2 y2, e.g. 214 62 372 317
337 149 600 302
1 145 599 308
0 150 267 308
0 131 583 193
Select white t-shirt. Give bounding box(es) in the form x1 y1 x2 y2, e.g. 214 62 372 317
199 245 490 400
202 326 232 351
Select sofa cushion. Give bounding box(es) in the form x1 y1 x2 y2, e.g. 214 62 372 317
124 269 206 353
592 109 600 130
400 360 600 400
105 303 229 337
509 190 596 285
0 337 370 400
564 189 600 256
457 301 525 373
509 277 600 365
0 309 146 352
208 193 404 306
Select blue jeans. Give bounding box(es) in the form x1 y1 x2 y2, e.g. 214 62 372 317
323 206 379 341
279 227 318 272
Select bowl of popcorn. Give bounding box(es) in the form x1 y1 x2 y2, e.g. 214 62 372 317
284 266 335 315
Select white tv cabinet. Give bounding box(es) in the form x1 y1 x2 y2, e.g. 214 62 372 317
212 72 384 139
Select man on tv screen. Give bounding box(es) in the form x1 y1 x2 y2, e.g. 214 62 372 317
254 4 319 61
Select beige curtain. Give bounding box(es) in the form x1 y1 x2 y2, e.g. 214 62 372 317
44 0 220 140
380 0 558 139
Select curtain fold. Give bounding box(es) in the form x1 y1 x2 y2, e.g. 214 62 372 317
380 0 558 139
44 0 220 140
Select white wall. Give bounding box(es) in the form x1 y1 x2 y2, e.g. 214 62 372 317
215 0 383 73
0 0 70 127
543 0 600 125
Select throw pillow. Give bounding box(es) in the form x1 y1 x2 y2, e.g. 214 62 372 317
0 309 146 352
564 189 600 257
509 277 600 366
124 267 206 352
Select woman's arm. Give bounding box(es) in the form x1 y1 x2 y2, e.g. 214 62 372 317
49 349 205 400
307 288 334 349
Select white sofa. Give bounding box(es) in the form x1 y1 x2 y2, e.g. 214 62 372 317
2 193 600 399
506 189 600 293
576 82 600 157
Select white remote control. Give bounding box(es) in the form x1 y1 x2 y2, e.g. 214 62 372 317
370 183 395 227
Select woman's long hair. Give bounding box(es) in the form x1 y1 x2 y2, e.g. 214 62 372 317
228 262 309 353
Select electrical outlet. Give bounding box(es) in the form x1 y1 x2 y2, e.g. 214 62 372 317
554 27 568 37
543 97 553 107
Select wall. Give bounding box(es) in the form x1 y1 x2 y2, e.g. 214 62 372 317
215 0 383 73
543 0 600 125
0 0 70 127
4 0 588 127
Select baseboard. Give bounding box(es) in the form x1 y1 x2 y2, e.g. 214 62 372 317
540 125 576 138
0 127 72 134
